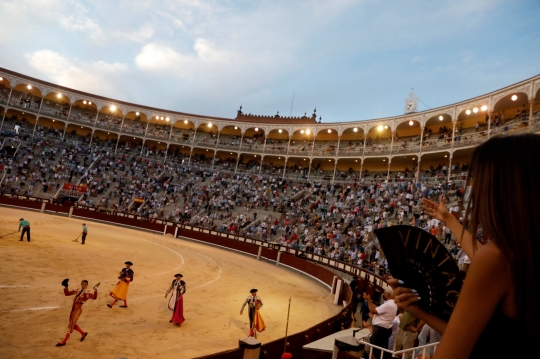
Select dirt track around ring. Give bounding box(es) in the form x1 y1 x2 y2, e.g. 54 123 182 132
0 208 339 359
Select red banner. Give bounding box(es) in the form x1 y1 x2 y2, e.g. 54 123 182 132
62 183 87 193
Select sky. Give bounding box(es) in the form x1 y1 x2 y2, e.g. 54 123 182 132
1 0 539 122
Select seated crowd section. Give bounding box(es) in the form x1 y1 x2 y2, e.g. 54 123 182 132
0 121 477 279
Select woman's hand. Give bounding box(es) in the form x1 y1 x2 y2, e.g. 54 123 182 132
387 279 421 315
422 195 451 222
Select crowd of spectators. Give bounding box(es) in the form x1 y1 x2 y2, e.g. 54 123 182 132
0 124 471 280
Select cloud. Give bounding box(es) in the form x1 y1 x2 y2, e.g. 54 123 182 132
135 43 187 71
135 39 237 74
25 50 129 97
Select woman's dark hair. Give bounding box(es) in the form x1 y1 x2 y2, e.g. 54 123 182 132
81 280 89 284
464 133 540 341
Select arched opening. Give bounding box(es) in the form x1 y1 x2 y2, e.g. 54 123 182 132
361 157 390 182
261 155 285 176
364 125 392 155
191 147 215 170
335 158 361 182
388 155 418 183
1 108 37 136
142 139 167 158
284 156 310 180
493 92 529 121
450 148 473 187
121 111 148 136
170 119 195 144
194 122 218 146
65 124 93 144
339 127 365 156
167 144 192 165
146 115 172 141
35 117 66 140
41 91 71 121
240 127 265 152
236 153 261 174
0 77 11 105
422 114 453 151
97 105 124 133
8 83 42 114
309 158 335 182
92 130 119 153
418 151 451 186
117 135 144 158
213 150 238 173
265 128 289 155
457 103 489 136
288 129 313 155
69 99 98 126
393 119 421 154
313 128 339 156
217 125 242 150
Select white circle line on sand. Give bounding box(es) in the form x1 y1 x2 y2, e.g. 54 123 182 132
7 306 60 312
191 252 222 290
0 285 30 288
132 247 223 302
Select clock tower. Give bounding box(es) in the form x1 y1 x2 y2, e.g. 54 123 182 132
404 90 418 114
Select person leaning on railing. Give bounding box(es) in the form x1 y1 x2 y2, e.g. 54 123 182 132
391 134 540 358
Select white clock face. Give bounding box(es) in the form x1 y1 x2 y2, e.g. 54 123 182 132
406 100 417 112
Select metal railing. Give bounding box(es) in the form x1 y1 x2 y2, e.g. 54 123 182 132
359 339 439 359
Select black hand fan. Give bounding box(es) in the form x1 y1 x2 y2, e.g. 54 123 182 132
374 225 463 321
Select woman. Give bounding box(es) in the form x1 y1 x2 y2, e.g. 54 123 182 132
392 134 540 358
165 273 186 327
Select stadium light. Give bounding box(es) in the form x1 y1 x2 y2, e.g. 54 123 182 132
136 112 139 116
353 127 358 132
301 130 305 134
481 105 488 112
255 127 258 131
234 126 238 130
57 93 62 98
278 129 282 133
327 129 331 133
83 101 87 104
184 120 188 124
208 123 212 127
409 120 414 126
384 125 388 129
473 107 479 113
166 117 170 122
439 116 443 121
88 102 92 105
306 130 311 135
378 125 383 131
0 77 3 81
466 110 471 115
110 105 116 111
27 85 32 90
511 95 518 101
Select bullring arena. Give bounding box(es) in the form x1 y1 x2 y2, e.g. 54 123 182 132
0 66 540 359
0 207 338 358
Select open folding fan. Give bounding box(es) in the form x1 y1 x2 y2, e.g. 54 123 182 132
374 225 463 321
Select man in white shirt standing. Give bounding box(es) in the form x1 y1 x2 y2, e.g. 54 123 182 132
364 287 398 359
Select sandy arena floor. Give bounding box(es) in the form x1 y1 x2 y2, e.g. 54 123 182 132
0 208 339 359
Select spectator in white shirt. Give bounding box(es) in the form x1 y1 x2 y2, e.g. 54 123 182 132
364 287 398 359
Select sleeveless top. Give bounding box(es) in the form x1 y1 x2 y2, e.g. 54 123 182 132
469 311 525 359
